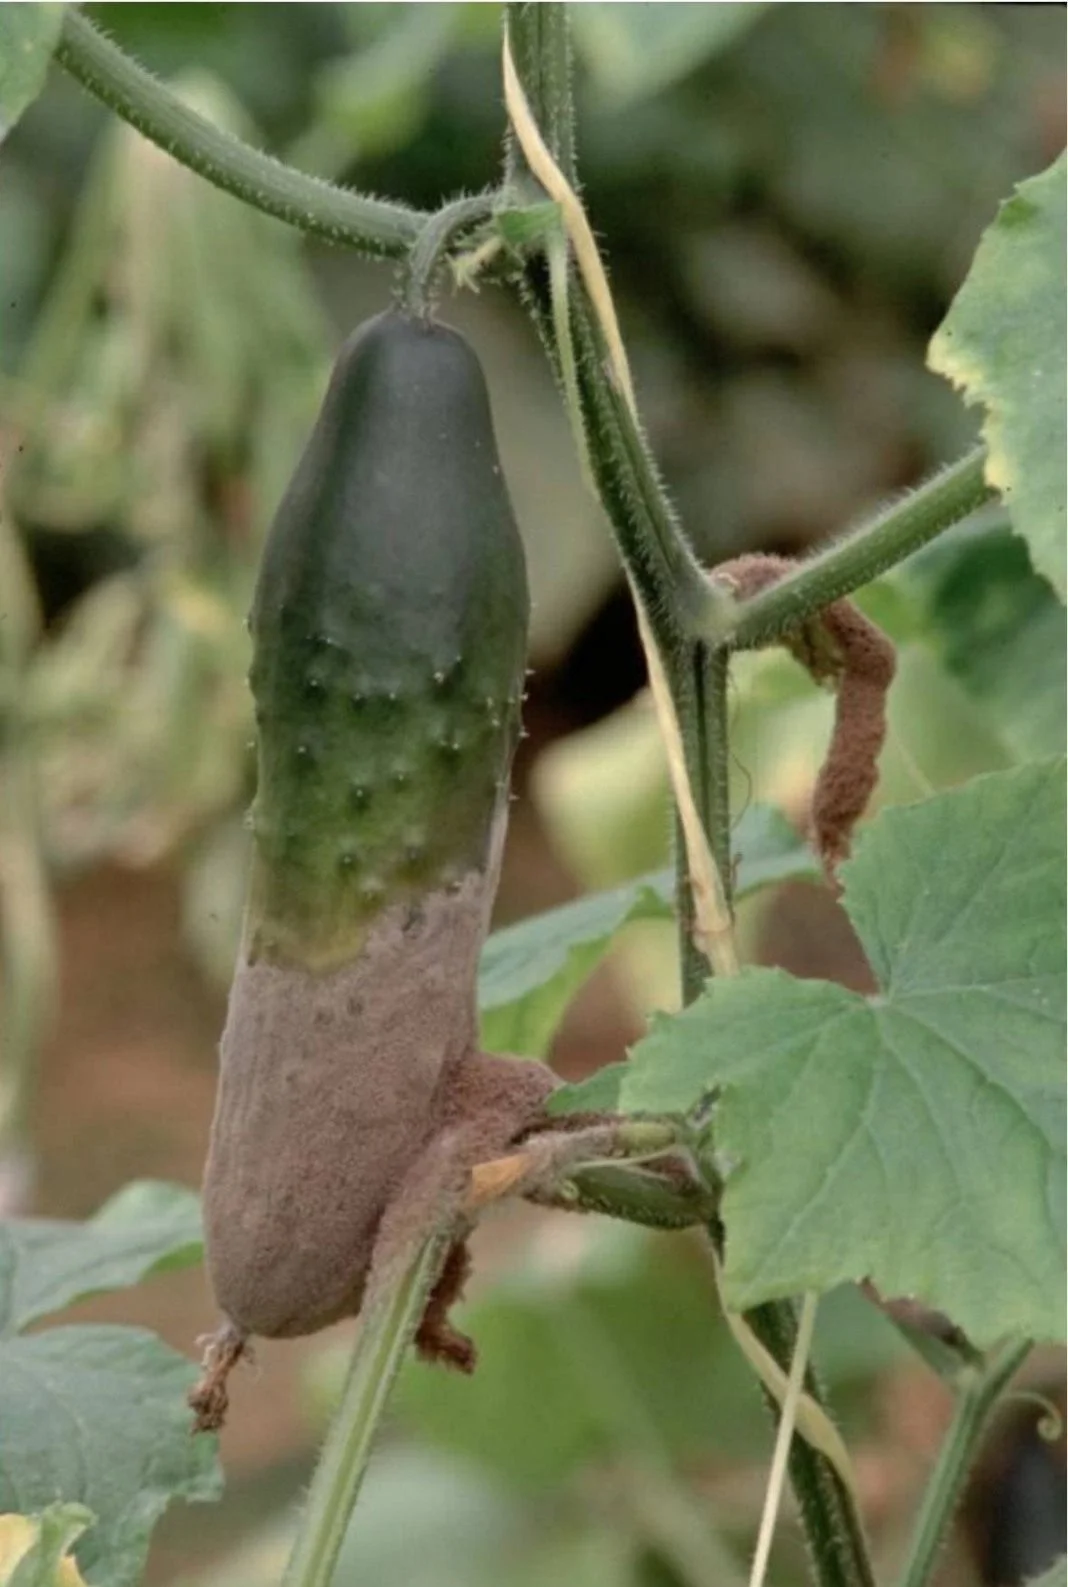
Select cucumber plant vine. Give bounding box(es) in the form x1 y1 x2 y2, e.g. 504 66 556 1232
0 7 1063 1587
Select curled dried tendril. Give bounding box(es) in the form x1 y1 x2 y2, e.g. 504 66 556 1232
713 553 896 889
1002 1388 1065 1443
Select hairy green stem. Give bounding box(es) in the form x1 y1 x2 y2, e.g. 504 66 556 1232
714 448 992 648
567 294 698 653
669 644 720 1001
55 10 424 258
692 644 733 894
517 266 694 660
505 10 876 1587
747 1302 876 1587
678 635 874 1587
682 649 875 1587
281 1232 448 1587
503 3 710 668
897 1338 1032 1587
555 1157 718 1228
402 192 497 316
278 1123 715 1586
591 319 726 623
504 1 576 189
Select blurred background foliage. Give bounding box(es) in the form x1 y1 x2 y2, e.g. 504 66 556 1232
0 5 1064 1585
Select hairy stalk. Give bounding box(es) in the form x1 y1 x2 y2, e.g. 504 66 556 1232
281 1232 448 1587
55 11 424 258
569 300 695 647
504 10 874 1586
551 1157 718 1229
897 1338 1032 1587
714 449 992 648
569 298 723 628
750 1292 820 1587
280 1122 715 1583
402 192 497 317
643 616 738 979
685 642 733 917
503 15 736 981
502 5 710 661
685 659 872 1586
503 0 576 189
747 1302 876 1587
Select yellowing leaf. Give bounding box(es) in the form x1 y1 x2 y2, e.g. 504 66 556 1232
0 1508 91 1586
929 155 1067 600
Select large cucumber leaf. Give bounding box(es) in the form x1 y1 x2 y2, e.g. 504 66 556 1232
907 518 1066 761
929 155 1067 599
558 763 1066 1346
0 1180 203 1336
0 1329 219 1587
0 1183 217 1587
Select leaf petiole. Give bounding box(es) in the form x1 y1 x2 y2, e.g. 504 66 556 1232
55 11 425 258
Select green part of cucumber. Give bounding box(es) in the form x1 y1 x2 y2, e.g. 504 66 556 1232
246 311 529 968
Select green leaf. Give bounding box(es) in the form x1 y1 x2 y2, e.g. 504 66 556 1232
929 155 1067 599
478 804 816 1057
0 1181 203 1336
910 520 1066 761
0 6 63 144
4 1504 92 1587
0 1191 215 1581
616 763 1066 1345
0 1327 220 1587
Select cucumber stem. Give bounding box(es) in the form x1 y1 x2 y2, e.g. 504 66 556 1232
896 1338 1033 1587
401 193 497 318
281 1231 449 1587
504 9 877 1586
55 12 425 259
711 448 994 648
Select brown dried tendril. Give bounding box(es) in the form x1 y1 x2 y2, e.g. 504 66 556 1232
713 554 896 889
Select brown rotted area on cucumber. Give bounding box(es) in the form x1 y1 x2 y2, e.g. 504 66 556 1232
194 308 564 1427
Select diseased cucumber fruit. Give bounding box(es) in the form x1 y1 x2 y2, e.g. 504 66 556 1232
199 312 553 1354
247 309 530 971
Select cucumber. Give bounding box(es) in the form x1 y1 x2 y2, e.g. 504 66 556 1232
246 309 529 970
200 311 544 1346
